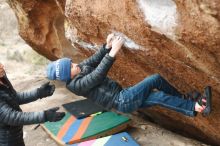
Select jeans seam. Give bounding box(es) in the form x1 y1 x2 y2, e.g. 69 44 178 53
121 75 161 103
146 100 194 115
121 86 151 103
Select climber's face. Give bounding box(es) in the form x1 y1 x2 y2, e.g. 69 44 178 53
0 63 5 78
71 63 81 79
0 63 6 85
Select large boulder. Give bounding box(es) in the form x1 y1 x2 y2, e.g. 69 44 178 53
7 0 220 145
7 0 81 60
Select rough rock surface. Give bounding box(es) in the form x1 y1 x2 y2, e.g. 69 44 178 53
7 0 220 145
7 0 80 60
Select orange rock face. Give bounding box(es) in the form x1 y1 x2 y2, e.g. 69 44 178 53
7 0 79 60
8 0 220 145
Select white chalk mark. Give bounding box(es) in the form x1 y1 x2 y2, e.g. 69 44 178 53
138 0 178 38
113 31 143 50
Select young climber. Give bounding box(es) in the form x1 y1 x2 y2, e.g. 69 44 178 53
47 33 212 117
0 63 65 146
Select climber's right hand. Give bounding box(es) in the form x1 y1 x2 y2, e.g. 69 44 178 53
109 36 125 57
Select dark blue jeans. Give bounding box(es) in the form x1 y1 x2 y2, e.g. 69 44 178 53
117 74 196 117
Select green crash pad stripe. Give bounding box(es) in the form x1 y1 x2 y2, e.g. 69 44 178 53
82 112 129 138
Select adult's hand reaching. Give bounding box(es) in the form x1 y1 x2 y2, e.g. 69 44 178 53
44 107 65 122
37 82 55 99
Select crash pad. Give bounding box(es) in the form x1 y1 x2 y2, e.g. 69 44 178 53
42 112 130 145
71 132 140 146
62 99 105 119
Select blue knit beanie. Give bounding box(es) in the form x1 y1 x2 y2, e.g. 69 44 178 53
47 58 71 82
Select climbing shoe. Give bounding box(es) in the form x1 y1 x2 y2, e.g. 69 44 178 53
202 86 212 116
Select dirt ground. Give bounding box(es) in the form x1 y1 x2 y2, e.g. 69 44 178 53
0 1 208 146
